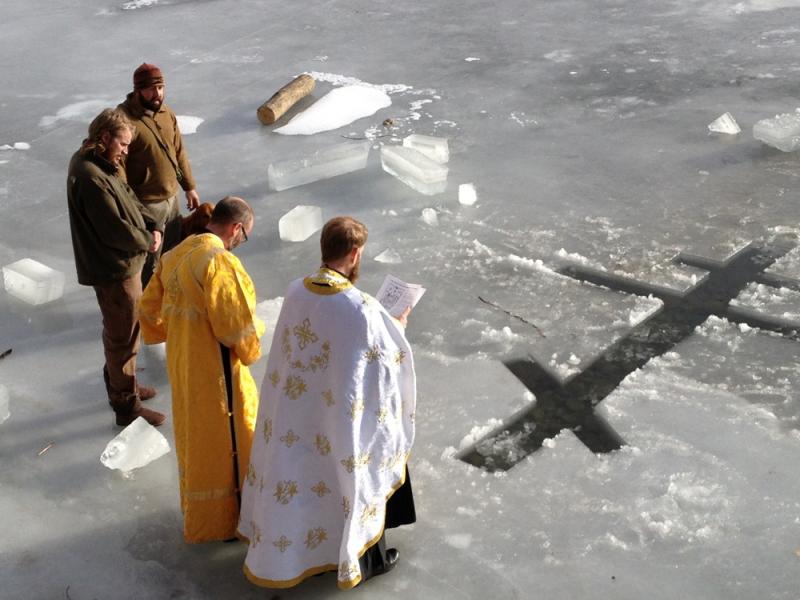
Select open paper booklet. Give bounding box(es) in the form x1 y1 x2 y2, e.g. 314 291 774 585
375 274 426 318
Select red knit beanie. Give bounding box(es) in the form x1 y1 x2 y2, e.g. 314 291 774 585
133 63 164 90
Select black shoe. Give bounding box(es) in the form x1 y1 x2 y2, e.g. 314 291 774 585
383 548 399 573
370 548 399 577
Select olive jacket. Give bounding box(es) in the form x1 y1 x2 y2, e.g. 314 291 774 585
118 92 197 205
67 148 156 286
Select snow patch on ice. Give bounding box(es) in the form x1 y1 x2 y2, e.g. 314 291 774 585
176 115 203 134
39 98 114 127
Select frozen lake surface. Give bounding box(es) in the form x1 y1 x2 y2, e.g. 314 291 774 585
1 0 800 598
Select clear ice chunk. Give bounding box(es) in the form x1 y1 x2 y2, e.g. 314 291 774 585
402 134 449 164
421 208 439 226
2 258 64 305
753 111 800 152
279 205 323 242
459 183 478 206
100 417 170 473
374 248 402 264
0 384 9 424
380 145 448 196
708 112 740 135
268 140 370 191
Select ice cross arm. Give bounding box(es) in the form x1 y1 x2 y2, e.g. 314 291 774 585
375 274 426 318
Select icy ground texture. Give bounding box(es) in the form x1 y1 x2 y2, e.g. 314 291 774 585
3 0 800 598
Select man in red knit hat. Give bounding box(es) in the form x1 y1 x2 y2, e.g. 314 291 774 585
118 63 201 287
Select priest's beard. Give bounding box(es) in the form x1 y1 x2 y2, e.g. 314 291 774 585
348 258 361 284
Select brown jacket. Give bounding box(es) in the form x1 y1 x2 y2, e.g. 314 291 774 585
67 149 155 286
118 92 197 204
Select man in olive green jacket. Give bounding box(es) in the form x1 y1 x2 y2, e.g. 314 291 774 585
118 63 201 287
67 108 166 427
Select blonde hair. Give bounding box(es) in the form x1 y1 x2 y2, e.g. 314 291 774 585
81 108 134 155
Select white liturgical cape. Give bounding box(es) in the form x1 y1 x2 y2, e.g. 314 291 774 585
238 268 416 590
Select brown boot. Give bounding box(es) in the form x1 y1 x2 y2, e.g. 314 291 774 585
112 392 166 427
116 405 166 427
137 385 157 401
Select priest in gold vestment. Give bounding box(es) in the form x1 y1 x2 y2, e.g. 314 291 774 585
140 196 264 543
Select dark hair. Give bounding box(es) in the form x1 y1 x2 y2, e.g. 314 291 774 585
81 108 134 154
209 196 254 227
320 216 368 263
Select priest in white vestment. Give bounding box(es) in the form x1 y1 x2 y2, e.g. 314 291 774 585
239 216 416 590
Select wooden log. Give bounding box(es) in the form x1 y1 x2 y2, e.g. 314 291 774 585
257 74 316 125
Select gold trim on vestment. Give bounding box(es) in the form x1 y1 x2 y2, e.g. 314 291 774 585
303 268 353 295
237 457 411 591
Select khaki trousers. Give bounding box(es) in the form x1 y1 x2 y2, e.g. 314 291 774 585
93 275 142 415
141 194 181 288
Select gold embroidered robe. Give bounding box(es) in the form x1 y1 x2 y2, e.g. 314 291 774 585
139 233 264 542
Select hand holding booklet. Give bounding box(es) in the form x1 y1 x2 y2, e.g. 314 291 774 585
375 274 426 318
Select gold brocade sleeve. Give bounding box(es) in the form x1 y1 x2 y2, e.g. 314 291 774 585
139 261 167 344
204 252 262 365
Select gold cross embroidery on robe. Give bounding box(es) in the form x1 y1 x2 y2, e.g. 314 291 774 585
364 344 382 363
314 434 331 455
274 480 299 505
273 535 292 553
311 481 331 497
280 429 300 447
305 527 328 549
283 375 307 399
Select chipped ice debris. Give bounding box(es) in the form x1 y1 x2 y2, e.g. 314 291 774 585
549 353 580 380
306 71 412 95
730 282 800 321
176 115 204 134
12 142 30 150
479 326 520 349
555 248 592 265
421 208 439 226
374 248 402 264
509 111 538 127
707 112 741 134
753 109 800 152
628 295 663 326
459 418 504 450
464 57 481 62
458 183 477 206
636 472 734 544
122 0 159 9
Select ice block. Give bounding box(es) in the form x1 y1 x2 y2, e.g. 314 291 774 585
459 183 478 206
2 258 64 305
100 417 170 473
0 384 9 425
380 145 448 196
268 141 370 191
402 134 449 164
279 205 323 242
753 112 800 152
